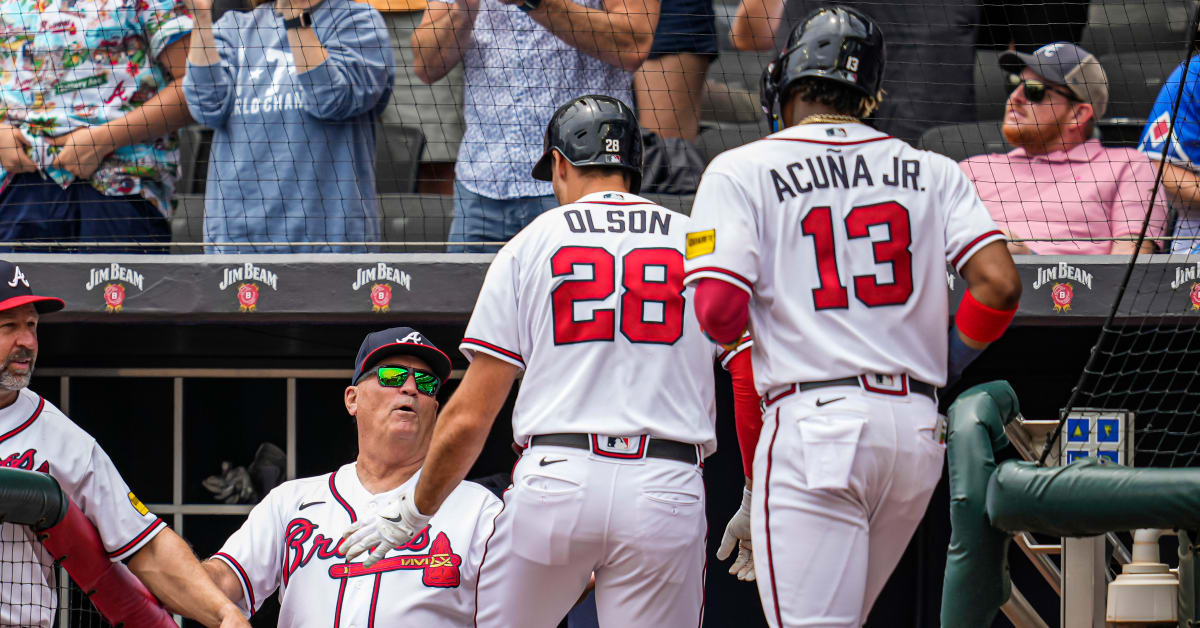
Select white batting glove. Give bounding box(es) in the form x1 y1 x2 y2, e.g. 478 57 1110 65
340 491 432 567
715 487 755 582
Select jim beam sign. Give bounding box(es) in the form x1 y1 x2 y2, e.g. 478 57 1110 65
218 263 279 312
1169 261 1200 311
1032 262 1093 312
84 263 145 313
352 263 413 312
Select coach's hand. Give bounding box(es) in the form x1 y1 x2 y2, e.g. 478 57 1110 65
341 491 431 567
716 487 755 582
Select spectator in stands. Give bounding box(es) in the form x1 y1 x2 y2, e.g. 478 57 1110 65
182 0 395 253
729 0 977 144
960 43 1168 255
0 260 249 628
411 0 659 252
0 0 194 253
1138 49 1200 253
635 0 716 142
381 1 465 195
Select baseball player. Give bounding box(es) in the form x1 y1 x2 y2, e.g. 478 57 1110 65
342 94 751 626
0 260 247 628
684 7 1023 626
203 327 501 626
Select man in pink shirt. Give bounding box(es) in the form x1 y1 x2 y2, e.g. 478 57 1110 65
960 42 1168 255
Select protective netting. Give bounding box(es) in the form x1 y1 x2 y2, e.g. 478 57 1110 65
1036 5 1200 469
0 524 107 628
0 0 1191 251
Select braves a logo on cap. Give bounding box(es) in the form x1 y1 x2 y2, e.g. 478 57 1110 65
8 265 27 288
398 331 424 345
1036 42 1067 57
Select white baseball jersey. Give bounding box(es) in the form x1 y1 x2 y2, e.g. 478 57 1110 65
211 462 501 627
683 122 1004 391
461 191 723 455
0 388 166 628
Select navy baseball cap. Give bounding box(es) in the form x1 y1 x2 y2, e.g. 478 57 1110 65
352 327 452 384
0 260 63 314
1000 42 1109 119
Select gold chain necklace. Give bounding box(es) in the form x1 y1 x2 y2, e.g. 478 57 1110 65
798 114 860 125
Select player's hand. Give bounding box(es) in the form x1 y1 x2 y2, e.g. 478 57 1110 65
715 487 755 581
340 491 431 567
0 124 36 174
217 605 251 628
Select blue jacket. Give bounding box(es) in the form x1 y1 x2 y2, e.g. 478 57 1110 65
183 0 394 253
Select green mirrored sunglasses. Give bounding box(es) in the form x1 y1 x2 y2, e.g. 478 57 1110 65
361 365 441 396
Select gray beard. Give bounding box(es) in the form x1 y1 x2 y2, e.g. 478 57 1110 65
0 356 31 392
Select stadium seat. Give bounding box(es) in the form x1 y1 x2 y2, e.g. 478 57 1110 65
917 122 1010 162
176 125 213 195
697 121 769 163
376 124 426 194
643 194 695 216
171 193 206 254
379 193 453 251
975 49 1010 122
1100 49 1186 121
1079 0 1197 56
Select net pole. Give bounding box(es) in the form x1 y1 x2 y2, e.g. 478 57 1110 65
1038 19 1200 466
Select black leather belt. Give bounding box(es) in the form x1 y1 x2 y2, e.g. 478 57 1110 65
764 374 937 407
529 433 700 465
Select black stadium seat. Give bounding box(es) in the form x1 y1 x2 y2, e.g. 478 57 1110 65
1079 0 1197 56
379 193 454 250
917 122 1010 162
376 124 426 194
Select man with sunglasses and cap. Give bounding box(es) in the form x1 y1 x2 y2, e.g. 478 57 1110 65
201 327 500 626
961 42 1169 255
0 260 249 628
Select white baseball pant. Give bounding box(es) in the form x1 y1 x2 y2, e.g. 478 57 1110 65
751 383 945 627
474 441 707 627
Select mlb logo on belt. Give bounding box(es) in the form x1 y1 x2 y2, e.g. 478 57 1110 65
591 435 648 459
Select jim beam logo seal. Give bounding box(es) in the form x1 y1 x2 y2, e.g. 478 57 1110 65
1032 262 1093 313
84 263 144 313
352 263 412 313
1168 261 1200 311
218 263 279 312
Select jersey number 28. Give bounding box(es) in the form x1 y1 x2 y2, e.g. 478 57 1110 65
551 247 685 345
801 200 914 309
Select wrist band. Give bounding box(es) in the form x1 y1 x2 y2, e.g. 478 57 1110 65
955 289 1016 344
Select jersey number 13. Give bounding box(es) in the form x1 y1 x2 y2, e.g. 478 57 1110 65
802 200 914 309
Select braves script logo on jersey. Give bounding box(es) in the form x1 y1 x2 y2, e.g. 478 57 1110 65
283 519 461 588
1032 262 1093 313
1 448 50 473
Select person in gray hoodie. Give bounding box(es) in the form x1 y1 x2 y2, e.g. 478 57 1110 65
182 0 394 253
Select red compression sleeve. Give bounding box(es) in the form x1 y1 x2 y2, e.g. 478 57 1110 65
695 278 749 345
726 350 762 480
955 289 1017 343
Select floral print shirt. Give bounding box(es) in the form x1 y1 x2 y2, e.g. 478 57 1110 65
0 0 193 212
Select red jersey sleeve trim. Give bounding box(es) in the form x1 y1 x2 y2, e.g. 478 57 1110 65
106 517 166 560
461 338 525 367
951 230 1005 270
684 267 753 293
213 552 256 613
